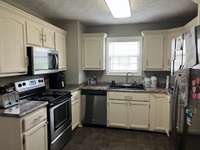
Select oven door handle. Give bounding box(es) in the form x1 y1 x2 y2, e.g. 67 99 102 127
54 54 59 69
50 99 69 109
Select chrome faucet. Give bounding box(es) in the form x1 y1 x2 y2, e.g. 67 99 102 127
125 72 134 84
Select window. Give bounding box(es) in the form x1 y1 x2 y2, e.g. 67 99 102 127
106 37 142 75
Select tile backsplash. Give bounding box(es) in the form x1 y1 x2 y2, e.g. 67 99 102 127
84 70 170 88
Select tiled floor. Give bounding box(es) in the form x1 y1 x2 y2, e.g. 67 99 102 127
63 127 174 150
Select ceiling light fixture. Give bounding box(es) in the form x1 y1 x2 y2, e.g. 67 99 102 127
105 0 131 18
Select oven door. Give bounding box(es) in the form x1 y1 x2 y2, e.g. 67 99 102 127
49 99 71 142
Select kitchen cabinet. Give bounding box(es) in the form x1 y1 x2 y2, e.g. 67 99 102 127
26 20 43 47
150 94 170 135
55 31 67 70
71 90 81 130
43 28 55 49
107 92 150 130
0 7 27 76
107 100 128 128
24 121 48 150
0 107 48 150
26 20 55 49
128 101 149 129
82 33 107 70
142 31 167 71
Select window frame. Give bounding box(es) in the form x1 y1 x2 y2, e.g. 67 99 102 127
106 36 142 76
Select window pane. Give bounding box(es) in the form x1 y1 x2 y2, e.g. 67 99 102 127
107 38 141 75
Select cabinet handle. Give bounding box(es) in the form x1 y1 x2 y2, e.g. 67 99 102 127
125 96 133 100
31 115 43 125
168 59 170 66
43 34 47 42
40 33 43 42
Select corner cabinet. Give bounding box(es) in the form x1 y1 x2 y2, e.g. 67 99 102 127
55 31 67 70
82 33 107 70
150 94 171 135
142 30 170 71
0 7 27 76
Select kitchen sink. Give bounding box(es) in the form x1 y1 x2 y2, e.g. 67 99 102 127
110 83 145 90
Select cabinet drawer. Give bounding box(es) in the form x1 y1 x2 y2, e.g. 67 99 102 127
108 92 149 101
23 108 47 131
150 94 170 102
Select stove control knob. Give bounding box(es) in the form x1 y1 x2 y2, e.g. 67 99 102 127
18 84 22 87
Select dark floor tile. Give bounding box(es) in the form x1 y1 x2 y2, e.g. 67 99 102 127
62 127 172 150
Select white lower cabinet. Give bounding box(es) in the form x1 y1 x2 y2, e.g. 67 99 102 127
150 94 170 135
0 107 48 150
107 92 150 130
107 100 128 128
128 101 149 129
107 92 170 135
24 121 48 150
71 91 81 130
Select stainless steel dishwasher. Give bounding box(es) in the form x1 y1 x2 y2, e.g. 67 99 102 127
81 89 107 126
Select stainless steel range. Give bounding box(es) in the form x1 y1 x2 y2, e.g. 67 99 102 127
15 78 72 150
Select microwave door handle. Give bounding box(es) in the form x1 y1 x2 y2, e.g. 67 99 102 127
55 55 58 68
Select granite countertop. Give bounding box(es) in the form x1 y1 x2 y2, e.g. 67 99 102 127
108 88 169 94
62 84 169 95
0 100 48 118
81 84 110 91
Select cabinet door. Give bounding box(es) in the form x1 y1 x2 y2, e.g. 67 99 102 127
24 121 48 150
43 28 55 49
128 101 150 129
0 9 27 74
82 36 104 70
107 100 128 128
72 100 80 130
26 21 43 46
55 32 67 70
143 34 164 70
150 95 170 133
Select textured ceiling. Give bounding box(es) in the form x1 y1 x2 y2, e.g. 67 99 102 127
2 0 198 25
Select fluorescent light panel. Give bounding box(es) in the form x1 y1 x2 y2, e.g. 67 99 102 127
105 0 131 18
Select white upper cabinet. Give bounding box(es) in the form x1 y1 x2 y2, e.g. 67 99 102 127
26 21 55 49
26 21 43 47
0 8 27 75
142 31 167 71
55 31 67 70
43 28 55 49
82 33 107 70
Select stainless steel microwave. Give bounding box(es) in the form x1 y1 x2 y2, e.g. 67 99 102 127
27 46 59 75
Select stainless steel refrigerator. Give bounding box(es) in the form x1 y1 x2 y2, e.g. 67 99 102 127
171 68 200 150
